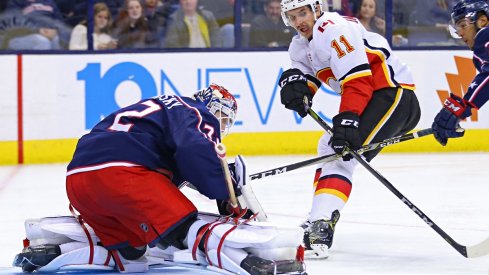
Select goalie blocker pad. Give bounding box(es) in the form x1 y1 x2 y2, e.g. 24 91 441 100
233 155 268 222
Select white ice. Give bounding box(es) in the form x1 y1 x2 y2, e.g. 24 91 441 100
1 153 489 274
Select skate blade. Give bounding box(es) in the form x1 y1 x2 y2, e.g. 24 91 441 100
304 244 329 259
275 260 306 275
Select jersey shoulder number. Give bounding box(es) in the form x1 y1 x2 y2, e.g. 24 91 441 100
109 100 162 132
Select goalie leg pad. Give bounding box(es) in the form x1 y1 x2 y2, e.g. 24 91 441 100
25 216 100 246
185 216 305 274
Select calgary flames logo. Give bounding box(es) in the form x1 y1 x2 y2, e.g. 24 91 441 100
437 56 478 122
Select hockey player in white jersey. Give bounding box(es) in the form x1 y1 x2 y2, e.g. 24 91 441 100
278 0 421 259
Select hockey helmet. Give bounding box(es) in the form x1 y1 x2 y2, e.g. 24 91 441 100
193 84 237 137
280 0 323 26
449 0 489 37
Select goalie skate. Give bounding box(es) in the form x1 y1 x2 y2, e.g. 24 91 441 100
13 244 61 272
240 255 306 275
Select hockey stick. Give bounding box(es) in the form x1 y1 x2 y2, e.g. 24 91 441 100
306 106 489 258
216 143 269 221
216 143 239 208
249 128 433 181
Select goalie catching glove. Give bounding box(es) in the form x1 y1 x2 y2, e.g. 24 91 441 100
217 155 268 221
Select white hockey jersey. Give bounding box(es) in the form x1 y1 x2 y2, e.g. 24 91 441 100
288 12 415 115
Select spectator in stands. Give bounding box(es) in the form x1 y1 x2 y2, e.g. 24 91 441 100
0 2 7 14
325 0 353 16
410 0 454 27
54 0 77 26
113 0 155 49
198 0 254 47
5 0 70 49
407 0 456 46
69 1 124 28
249 0 294 47
164 0 221 48
7 0 64 21
144 0 174 47
357 0 385 36
355 0 408 46
69 2 117 50
389 0 414 47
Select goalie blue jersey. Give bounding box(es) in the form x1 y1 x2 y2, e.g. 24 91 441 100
67 95 230 200
468 27 489 110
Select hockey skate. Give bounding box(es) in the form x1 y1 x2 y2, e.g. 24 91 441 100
13 244 61 272
302 210 340 259
240 255 306 275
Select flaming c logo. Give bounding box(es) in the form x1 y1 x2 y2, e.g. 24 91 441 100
436 56 478 122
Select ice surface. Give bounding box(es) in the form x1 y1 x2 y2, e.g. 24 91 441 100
1 153 488 274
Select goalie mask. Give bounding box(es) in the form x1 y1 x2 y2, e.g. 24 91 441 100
193 84 238 137
449 0 489 38
280 0 323 26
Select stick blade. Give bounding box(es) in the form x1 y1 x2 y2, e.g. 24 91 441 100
466 236 489 258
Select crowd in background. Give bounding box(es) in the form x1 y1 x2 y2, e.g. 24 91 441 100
0 0 461 50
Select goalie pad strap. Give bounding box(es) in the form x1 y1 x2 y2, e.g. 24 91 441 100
216 212 257 269
192 222 213 261
69 204 94 265
110 250 125 272
217 224 238 269
203 219 230 266
104 252 112 266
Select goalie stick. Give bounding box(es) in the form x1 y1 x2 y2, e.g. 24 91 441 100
249 128 433 181
216 143 239 208
305 105 489 258
216 143 268 221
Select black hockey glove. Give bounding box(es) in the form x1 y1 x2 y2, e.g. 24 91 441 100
432 93 471 146
330 111 362 161
279 68 313 117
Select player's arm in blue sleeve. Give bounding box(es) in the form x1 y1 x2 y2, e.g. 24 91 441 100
465 28 489 111
168 97 230 201
464 71 489 111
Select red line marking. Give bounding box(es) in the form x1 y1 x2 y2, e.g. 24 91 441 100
17 55 23 164
0 166 20 193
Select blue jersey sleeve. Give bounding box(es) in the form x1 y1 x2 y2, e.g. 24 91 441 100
154 96 230 200
466 27 489 110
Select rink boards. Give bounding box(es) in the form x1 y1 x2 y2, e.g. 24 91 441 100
0 51 488 165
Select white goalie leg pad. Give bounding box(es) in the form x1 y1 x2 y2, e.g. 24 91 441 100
148 245 180 262
37 244 114 272
206 248 249 275
185 216 303 274
25 216 99 246
234 155 268 221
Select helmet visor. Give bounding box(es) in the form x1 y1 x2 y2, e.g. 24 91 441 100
449 18 473 38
